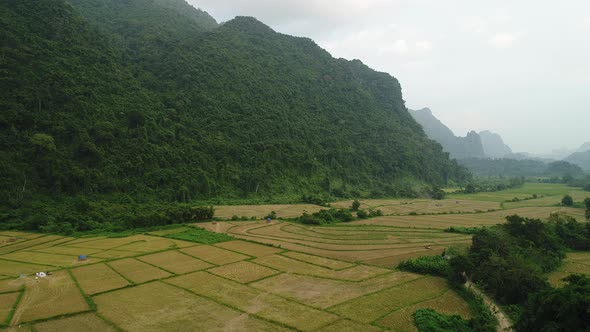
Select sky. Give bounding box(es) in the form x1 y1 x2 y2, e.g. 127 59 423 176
189 0 590 154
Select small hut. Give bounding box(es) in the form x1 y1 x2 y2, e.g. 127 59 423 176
78 255 88 261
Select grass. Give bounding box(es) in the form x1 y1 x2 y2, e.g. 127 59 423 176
33 313 118 332
70 264 130 296
180 245 250 265
11 270 89 324
93 281 291 331
208 261 279 283
448 183 586 202
165 271 340 331
548 252 590 287
376 290 472 331
136 250 213 274
214 240 283 257
106 259 171 284
164 227 234 244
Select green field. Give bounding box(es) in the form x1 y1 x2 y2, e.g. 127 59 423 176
448 183 587 202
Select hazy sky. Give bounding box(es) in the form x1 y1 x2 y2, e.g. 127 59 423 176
190 0 589 154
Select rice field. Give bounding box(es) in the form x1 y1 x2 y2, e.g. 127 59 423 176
0 229 473 331
548 252 590 287
0 183 586 331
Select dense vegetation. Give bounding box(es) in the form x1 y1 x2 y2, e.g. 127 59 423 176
516 274 590 331
461 176 525 194
449 214 590 330
459 158 584 178
398 255 449 277
0 0 470 231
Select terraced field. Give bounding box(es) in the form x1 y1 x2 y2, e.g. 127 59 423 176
0 230 472 331
201 202 584 267
200 221 472 267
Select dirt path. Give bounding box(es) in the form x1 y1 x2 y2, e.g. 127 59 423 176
464 279 513 332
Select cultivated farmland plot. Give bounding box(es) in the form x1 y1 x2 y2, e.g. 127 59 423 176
0 183 587 331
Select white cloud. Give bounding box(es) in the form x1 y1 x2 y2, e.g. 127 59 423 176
462 16 487 34
489 33 518 48
415 40 433 53
393 39 409 54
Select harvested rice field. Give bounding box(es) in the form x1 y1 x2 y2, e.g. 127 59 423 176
0 228 475 331
0 183 586 331
548 252 590 287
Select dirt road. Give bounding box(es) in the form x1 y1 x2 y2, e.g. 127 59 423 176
465 280 513 332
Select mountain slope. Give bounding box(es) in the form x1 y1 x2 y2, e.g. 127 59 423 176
409 108 485 159
0 0 469 208
565 150 590 170
479 130 513 158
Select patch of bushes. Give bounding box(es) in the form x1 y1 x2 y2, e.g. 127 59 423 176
296 208 353 225
414 309 471 332
301 195 330 207
398 255 449 277
264 211 277 220
445 226 483 235
164 227 233 244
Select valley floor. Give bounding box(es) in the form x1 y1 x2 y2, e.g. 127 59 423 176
1 183 588 331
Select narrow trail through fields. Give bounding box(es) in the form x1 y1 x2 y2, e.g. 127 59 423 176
464 279 513 332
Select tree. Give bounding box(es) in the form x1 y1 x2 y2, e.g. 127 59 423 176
351 200 361 211
585 198 590 220
30 133 56 152
516 274 590 332
561 195 574 206
464 183 476 194
431 186 446 200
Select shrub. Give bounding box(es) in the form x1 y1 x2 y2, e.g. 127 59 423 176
414 309 471 332
351 199 361 211
368 209 383 217
356 210 368 219
398 255 450 277
561 194 574 206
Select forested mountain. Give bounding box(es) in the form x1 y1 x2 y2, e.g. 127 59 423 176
409 108 485 159
479 130 513 158
459 158 584 177
0 0 470 209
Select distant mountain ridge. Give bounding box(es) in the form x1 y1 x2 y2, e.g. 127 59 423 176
409 108 485 160
565 150 590 170
479 130 513 158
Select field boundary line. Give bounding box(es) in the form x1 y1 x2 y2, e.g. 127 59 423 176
134 256 177 275
3 288 24 326
370 289 450 326
199 270 356 314
276 252 355 271
0 257 61 269
66 269 96 311
249 257 392 283
15 309 95 327
325 275 428 311
103 262 136 285
161 280 301 331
